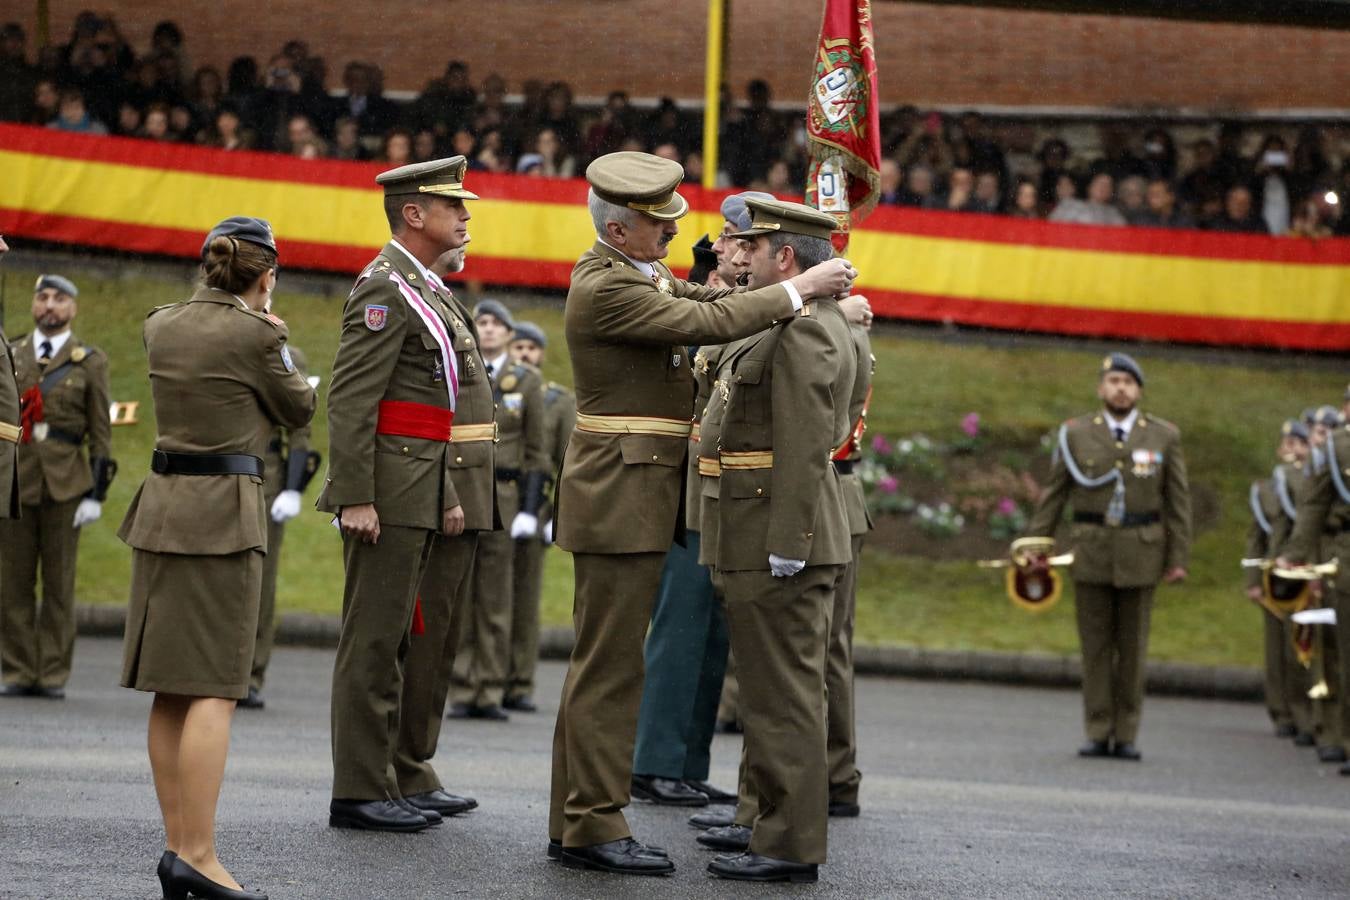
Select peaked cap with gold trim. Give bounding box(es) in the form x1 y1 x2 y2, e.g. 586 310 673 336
586 151 688 220
376 156 479 200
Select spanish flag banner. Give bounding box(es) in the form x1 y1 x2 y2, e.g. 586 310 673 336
1 124 1346 350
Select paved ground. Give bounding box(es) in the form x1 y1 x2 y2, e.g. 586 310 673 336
1 639 1348 899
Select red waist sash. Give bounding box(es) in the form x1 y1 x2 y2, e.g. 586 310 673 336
377 400 453 442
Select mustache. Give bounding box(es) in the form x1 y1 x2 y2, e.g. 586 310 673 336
658 233 674 246
736 272 750 287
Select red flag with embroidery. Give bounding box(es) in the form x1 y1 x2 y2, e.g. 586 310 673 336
804 0 882 252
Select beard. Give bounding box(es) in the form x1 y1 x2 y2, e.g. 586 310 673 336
1103 396 1136 417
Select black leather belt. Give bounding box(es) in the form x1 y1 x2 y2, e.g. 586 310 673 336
832 459 855 475
495 467 521 483
1074 511 1161 527
44 426 84 445
151 449 264 477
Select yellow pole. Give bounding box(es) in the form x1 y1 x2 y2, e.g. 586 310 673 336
701 0 726 190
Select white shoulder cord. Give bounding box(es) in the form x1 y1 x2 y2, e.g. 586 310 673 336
1056 424 1127 526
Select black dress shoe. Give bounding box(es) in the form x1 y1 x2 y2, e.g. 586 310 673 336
1077 739 1111 758
1317 745 1347 764
405 789 476 816
1113 742 1142 761
477 704 510 721
165 857 267 900
631 774 709 806
1293 731 1316 747
157 851 176 899
1274 723 1297 738
559 838 675 876
683 779 737 803
829 800 861 817
394 797 440 825
328 798 432 832
237 687 265 710
688 806 736 830
503 695 537 712
446 702 474 719
0 683 33 697
32 685 64 699
549 837 666 859
707 851 818 883
713 718 742 735
696 824 752 851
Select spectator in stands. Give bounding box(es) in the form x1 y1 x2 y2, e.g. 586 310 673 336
169 105 196 143
945 167 975 212
140 103 172 141
339 61 397 138
1253 134 1292 236
1288 197 1334 239
646 97 685 156
149 20 189 85
29 79 58 126
517 153 544 176
476 128 510 173
968 171 1003 214
1116 175 1149 225
1094 123 1147 181
1009 177 1040 219
1054 172 1078 206
200 105 253 150
724 78 786 187
652 142 681 164
114 102 142 138
1050 172 1126 226
684 151 705 185
0 23 37 122
1139 127 1178 181
1137 178 1194 229
1208 184 1267 234
533 126 576 177
412 128 438 163
224 56 262 124
378 127 412 165
1213 122 1250 189
583 90 633 162
450 128 479 169
537 81 580 156
1290 125 1332 201
764 159 793 194
413 60 477 136
189 66 225 137
331 116 368 161
896 112 951 180
285 113 326 157
877 158 903 205
1035 138 1071 208
956 111 1007 183
47 87 107 135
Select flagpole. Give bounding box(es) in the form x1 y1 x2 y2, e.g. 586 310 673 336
701 0 726 190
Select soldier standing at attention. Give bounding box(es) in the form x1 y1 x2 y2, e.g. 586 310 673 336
119 217 315 900
389 242 492 819
0 235 21 551
696 199 856 884
503 320 574 713
1283 408 1350 776
448 299 546 721
549 151 856 877
1023 354 1191 761
239 344 316 710
1 274 113 699
317 157 474 833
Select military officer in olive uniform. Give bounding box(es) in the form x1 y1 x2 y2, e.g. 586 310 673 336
389 244 494 818
1024 354 1192 761
1284 410 1350 775
0 235 20 526
549 152 857 877
448 299 547 720
237 345 316 709
0 274 113 698
504 320 574 712
318 157 477 833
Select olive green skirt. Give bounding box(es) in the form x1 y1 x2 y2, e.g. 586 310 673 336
120 548 263 700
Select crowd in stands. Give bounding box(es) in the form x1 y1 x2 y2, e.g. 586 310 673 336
3 13 1349 237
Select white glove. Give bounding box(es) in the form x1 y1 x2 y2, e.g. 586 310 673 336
270 489 303 523
769 553 806 578
543 520 554 545
72 498 102 528
511 511 539 539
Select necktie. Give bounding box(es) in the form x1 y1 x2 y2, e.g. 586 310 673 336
486 363 495 378
39 340 53 366
1114 427 1125 442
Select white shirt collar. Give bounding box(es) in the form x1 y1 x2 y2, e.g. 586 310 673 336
484 351 509 375
1103 407 1139 439
390 238 450 293
599 238 656 279
33 329 71 357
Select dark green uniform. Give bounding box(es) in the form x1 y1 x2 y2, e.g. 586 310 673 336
1026 409 1192 747
1247 474 1296 731
1 331 111 691
450 357 546 710
0 324 18 516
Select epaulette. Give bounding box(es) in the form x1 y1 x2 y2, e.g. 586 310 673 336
145 302 181 319
1143 412 1179 433
239 307 285 330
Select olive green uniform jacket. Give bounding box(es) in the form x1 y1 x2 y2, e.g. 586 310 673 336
0 326 20 518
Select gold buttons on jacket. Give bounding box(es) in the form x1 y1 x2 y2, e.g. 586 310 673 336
755 488 764 496
805 531 813 538
401 446 410 455
455 456 463 463
652 454 660 461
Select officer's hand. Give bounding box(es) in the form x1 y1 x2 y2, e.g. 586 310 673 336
1311 579 1324 601
791 257 857 300
340 503 381 544
442 504 465 537
510 511 538 540
1245 585 1264 603
769 554 806 578
72 498 102 528
542 520 554 545
839 294 873 327
1162 566 1187 584
270 489 302 523
1274 556 1294 570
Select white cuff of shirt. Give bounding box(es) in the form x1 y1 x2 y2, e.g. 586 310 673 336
782 280 804 311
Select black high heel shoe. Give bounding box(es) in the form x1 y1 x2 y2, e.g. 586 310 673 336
165 857 268 900
157 851 177 899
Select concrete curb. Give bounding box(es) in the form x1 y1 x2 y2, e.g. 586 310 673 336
77 604 1263 702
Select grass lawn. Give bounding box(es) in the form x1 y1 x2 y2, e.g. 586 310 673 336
4 260 1342 668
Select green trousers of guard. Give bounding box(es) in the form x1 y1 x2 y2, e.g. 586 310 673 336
550 551 666 847
507 535 544 704
1334 580 1350 753
722 564 842 866
331 524 434 801
395 532 478 797
1282 618 1314 737
827 535 865 805
1312 606 1345 751
1262 606 1310 732
249 513 286 693
0 498 83 689
1073 582 1154 745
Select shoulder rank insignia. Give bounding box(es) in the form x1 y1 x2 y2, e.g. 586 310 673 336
70 346 86 363
365 305 389 332
500 372 518 391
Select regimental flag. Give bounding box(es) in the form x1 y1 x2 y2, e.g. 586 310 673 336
804 0 882 252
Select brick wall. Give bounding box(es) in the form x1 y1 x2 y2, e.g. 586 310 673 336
3 0 1346 111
